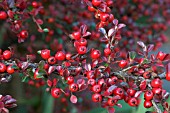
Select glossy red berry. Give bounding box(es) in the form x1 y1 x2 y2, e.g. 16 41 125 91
127 88 136 97
151 78 162 88
92 93 102 102
118 60 128 68
48 56 56 65
113 88 124 99
88 6 95 12
144 100 152 108
86 71 95 79
88 79 96 86
66 53 72 60
107 98 116 106
3 50 12 60
97 78 105 86
66 76 74 84
91 49 101 59
144 90 153 101
41 49 51 60
92 0 102 6
69 83 78 92
152 88 162 94
19 30 28 39
156 51 165 61
166 63 170 81
100 13 109 22
92 84 101 93
104 48 111 56
51 88 62 98
72 31 81 40
32 1 38 8
0 63 6 73
77 38 87 46
128 97 138 106
55 51 65 61
7 65 15 74
0 11 7 20
77 46 87 55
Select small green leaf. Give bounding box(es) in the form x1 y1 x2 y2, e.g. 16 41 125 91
14 14 19 20
38 61 45 69
11 65 19 69
129 51 136 60
43 28 49 32
27 6 33 11
143 59 150 64
22 76 28 82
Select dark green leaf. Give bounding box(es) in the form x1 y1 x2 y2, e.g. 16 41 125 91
22 76 28 82
129 51 136 60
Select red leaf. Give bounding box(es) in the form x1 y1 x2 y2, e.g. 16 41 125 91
147 44 154 52
113 19 118 26
70 95 77 104
84 63 91 71
47 79 52 87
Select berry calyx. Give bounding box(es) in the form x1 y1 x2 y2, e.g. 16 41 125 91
51 88 62 98
41 49 51 60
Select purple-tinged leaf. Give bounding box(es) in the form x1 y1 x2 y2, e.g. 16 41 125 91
70 95 77 104
100 37 108 43
163 54 170 61
80 24 87 35
47 79 52 87
84 0 92 7
112 95 121 100
147 44 154 52
115 103 122 108
92 60 98 68
113 19 118 26
21 62 29 70
108 28 115 37
134 91 143 98
137 41 147 51
82 32 91 37
0 102 4 109
98 3 107 12
108 85 117 93
52 78 58 87
5 99 16 105
77 79 85 85
84 63 91 71
56 66 62 71
107 107 115 113
118 23 126 29
48 66 55 74
63 69 70 77
139 80 147 90
150 54 155 61
99 28 106 35
102 91 111 96
79 84 88 91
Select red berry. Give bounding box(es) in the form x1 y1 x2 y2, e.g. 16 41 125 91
51 88 62 98
128 97 138 106
66 53 72 60
77 46 87 55
0 63 6 73
97 78 105 86
69 83 78 92
32 1 38 8
92 93 102 102
66 76 74 84
41 49 51 60
127 88 136 97
144 100 152 108
144 90 153 100
113 88 124 99
48 56 56 65
100 13 109 22
92 84 101 93
151 78 162 88
55 51 65 61
0 11 7 20
118 60 128 68
92 0 102 6
72 31 81 40
104 48 111 56
3 50 12 60
152 88 162 94
88 6 95 12
77 38 87 46
166 63 170 81
156 51 165 61
7 65 15 74
91 49 101 59
20 30 28 39
88 79 96 86
86 71 96 79
106 0 113 6
107 98 116 106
